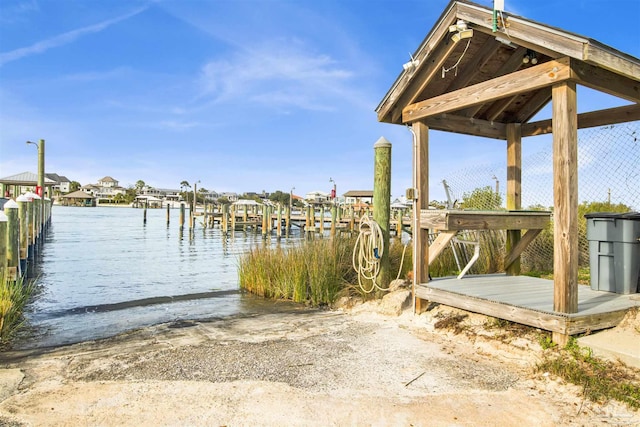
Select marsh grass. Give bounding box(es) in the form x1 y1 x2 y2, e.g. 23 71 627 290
537 337 640 409
239 236 414 305
239 238 357 305
0 272 36 347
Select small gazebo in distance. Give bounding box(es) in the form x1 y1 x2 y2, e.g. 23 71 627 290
377 0 639 344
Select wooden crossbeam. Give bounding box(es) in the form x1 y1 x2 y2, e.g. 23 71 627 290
522 104 640 137
504 229 541 271
570 59 640 104
421 114 507 139
403 57 571 123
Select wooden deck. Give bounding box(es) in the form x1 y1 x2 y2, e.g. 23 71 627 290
416 274 640 335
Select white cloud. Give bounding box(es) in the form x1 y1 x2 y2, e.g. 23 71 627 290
0 5 148 67
198 40 355 111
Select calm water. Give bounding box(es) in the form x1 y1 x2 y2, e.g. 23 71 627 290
18 206 301 349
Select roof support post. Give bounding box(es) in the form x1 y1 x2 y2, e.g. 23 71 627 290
552 81 578 315
505 123 522 276
412 122 430 313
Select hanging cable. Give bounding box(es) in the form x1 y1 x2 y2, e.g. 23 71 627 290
442 38 471 78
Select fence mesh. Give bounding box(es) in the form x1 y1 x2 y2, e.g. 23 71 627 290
436 121 639 275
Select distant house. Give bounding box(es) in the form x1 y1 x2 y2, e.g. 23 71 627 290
343 190 373 206
219 192 238 202
90 176 126 201
45 173 72 194
60 190 96 207
304 191 330 204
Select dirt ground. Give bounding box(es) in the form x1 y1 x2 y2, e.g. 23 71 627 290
0 292 638 426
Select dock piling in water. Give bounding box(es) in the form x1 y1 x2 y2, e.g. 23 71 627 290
4 200 20 281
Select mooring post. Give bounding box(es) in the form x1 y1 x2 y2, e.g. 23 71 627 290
330 204 337 238
0 212 7 284
285 205 291 236
179 202 185 230
349 206 355 233
16 195 30 275
373 137 392 292
25 193 34 262
166 203 170 227
221 204 228 234
143 199 148 225
231 205 236 232
4 200 20 281
276 203 282 238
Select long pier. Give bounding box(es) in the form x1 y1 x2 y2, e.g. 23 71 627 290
1 193 53 283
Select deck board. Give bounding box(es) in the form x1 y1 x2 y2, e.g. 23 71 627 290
416 274 639 334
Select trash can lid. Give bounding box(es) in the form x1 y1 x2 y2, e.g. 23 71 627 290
620 212 640 220
584 212 624 219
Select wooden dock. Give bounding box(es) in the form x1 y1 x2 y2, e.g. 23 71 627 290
417 274 640 335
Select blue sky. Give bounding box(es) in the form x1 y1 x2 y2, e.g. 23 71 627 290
1 0 638 201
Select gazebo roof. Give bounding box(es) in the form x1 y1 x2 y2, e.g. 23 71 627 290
0 171 57 186
376 0 639 138
61 190 95 199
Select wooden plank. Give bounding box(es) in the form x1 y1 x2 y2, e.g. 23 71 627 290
570 58 640 104
390 41 460 123
583 43 640 82
566 310 628 335
412 122 430 311
514 87 552 123
456 3 583 59
403 58 571 123
420 210 550 231
504 229 541 271
506 123 522 276
421 114 507 140
417 285 569 333
552 81 579 314
428 231 456 264
445 37 502 92
463 46 528 118
522 104 640 136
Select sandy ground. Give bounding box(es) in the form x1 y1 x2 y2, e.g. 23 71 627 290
0 292 638 427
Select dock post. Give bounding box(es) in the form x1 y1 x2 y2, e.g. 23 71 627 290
285 205 291 236
25 194 34 263
349 206 355 233
16 195 30 275
373 137 392 292
305 206 311 232
4 200 20 281
319 205 325 235
276 203 282 239
179 203 185 230
143 199 148 225
230 205 236 232
397 208 404 239
330 204 337 238
0 212 7 284
221 204 228 234
166 203 170 227
261 205 268 238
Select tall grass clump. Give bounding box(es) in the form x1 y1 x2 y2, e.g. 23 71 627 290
239 238 357 306
0 272 36 347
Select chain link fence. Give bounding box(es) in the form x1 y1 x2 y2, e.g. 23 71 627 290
434 121 639 275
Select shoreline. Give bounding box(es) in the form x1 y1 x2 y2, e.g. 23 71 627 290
1 295 638 426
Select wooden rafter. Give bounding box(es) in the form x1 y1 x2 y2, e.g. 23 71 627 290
445 37 502 92
514 87 552 123
403 57 571 123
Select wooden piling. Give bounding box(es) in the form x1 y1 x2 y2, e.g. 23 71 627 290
305 205 311 232
26 195 34 260
285 206 291 236
166 203 170 226
4 200 20 281
0 212 7 283
221 204 229 234
373 137 392 291
349 206 355 233
330 204 337 238
231 205 236 232
16 195 29 274
276 203 282 238
179 203 185 230
319 205 325 234
143 199 148 225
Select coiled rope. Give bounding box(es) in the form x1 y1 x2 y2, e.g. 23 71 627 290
352 214 390 294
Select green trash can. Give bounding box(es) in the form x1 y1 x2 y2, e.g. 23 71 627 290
585 212 640 294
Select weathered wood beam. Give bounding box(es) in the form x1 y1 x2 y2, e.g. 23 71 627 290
583 43 640 82
428 231 456 265
390 41 460 123
570 59 640 104
483 96 516 121
446 37 502 92
552 81 579 315
522 104 640 137
504 229 541 272
505 123 522 276
377 5 459 123
514 87 552 123
462 46 527 118
412 121 430 313
422 113 507 140
403 57 571 123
